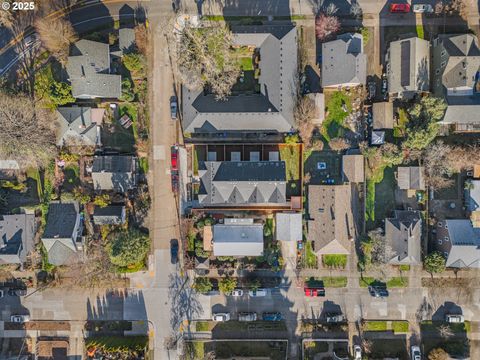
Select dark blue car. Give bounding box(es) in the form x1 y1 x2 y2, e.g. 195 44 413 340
262 312 283 321
170 239 179 264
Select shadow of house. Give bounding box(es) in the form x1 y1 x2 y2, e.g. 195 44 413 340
431 301 463 321
319 300 343 321
67 2 113 36
119 4 135 28
220 0 291 17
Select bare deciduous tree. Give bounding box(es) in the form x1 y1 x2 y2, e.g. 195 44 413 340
361 339 372 354
428 348 448 360
0 92 56 169
134 24 148 56
315 13 340 41
438 324 454 339
423 141 454 189
295 96 316 146
34 15 77 64
329 137 350 151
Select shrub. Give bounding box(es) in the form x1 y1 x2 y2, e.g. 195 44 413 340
192 277 213 294
107 228 150 267
218 277 237 294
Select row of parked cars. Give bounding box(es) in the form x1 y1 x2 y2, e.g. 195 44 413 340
228 288 268 297
390 3 434 13
212 312 282 322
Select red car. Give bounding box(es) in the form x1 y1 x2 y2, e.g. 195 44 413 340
390 3 410 12
304 287 325 297
171 146 178 171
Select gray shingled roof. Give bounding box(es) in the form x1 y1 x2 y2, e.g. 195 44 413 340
275 212 302 241
387 37 430 98
307 185 357 255
385 210 422 265
56 107 98 147
93 205 126 225
119 28 136 53
213 223 264 256
198 161 287 207
444 219 480 268
0 214 35 264
182 25 297 134
92 155 137 192
322 33 367 88
66 39 121 99
397 166 425 190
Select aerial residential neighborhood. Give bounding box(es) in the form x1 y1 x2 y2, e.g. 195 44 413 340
0 0 479 359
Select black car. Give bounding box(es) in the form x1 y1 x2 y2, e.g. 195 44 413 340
170 96 178 120
367 80 376 100
170 239 179 264
8 288 27 296
368 285 389 298
381 76 388 100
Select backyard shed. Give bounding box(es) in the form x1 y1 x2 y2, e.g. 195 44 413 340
275 212 302 241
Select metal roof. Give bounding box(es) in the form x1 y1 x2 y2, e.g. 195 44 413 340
213 223 264 256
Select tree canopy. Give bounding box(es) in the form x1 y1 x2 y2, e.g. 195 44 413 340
218 277 237 294
35 15 77 64
424 251 446 275
192 277 213 294
107 228 150 268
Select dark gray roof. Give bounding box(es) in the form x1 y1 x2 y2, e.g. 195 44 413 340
66 39 121 99
92 155 137 192
56 107 98 147
182 25 297 134
385 210 422 265
93 205 126 225
198 161 287 207
43 202 79 240
387 37 430 98
322 33 367 87
0 214 35 264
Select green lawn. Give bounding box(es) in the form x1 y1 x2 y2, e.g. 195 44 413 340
364 321 387 331
238 56 254 71
416 25 425 39
322 277 348 288
186 341 205 359
322 254 347 269
138 157 149 174
279 144 301 181
304 241 317 268
393 108 409 137
195 321 211 332
399 264 411 272
392 321 409 333
360 276 408 288
322 91 352 142
119 103 139 141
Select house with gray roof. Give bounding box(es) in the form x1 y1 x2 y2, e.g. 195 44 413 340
197 161 287 208
436 219 480 268
213 219 264 256
41 202 82 266
91 155 137 193
307 185 359 255
433 34 480 132
386 37 430 99
66 39 121 99
397 166 425 190
182 25 297 135
321 33 367 88
93 205 126 226
275 212 302 241
385 210 422 265
56 107 105 147
0 213 35 265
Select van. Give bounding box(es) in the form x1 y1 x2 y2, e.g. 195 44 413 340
238 312 257 322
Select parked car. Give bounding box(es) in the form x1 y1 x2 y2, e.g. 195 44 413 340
304 287 325 297
170 239 179 264
410 345 421 360
354 345 362 360
171 171 179 193
212 313 231 322
325 313 345 323
381 75 388 99
367 80 376 100
170 96 178 120
0 289 4 298
368 286 389 298
11 315 30 323
248 288 267 297
445 314 464 323
230 289 244 297
262 312 283 321
413 4 433 13
390 3 410 13
171 145 178 171
8 288 26 296
238 312 257 322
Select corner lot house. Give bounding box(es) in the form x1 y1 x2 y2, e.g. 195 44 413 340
322 33 366 88
41 202 82 266
433 34 480 132
213 219 264 257
66 40 121 99
198 161 287 207
182 25 297 135
385 210 422 265
436 219 480 268
92 155 137 193
386 37 430 99
307 185 358 255
0 214 35 265
56 107 105 147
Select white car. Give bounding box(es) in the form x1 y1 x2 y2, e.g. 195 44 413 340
354 345 362 360
230 289 244 297
11 315 30 323
411 345 421 360
0 289 4 298
212 313 230 322
445 314 464 323
413 4 433 13
248 288 267 297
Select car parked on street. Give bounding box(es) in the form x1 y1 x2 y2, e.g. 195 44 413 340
262 312 283 321
304 287 325 297
390 3 410 13
238 312 257 322
171 145 178 171
8 288 27 296
170 96 178 120
368 285 389 298
0 289 4 298
212 313 231 322
248 288 267 297
367 80 376 100
170 239 178 264
413 4 433 13
354 345 362 360
230 289 244 297
11 315 30 323
445 314 464 323
410 345 421 360
381 75 388 99
325 313 346 323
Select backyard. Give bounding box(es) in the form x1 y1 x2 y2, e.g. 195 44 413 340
366 166 396 230
303 150 343 185
321 91 353 142
279 144 302 197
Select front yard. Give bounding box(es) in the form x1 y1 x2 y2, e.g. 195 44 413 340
359 276 408 288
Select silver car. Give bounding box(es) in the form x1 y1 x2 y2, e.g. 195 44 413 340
413 4 434 13
11 315 30 323
212 312 231 322
230 289 244 297
238 312 257 322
